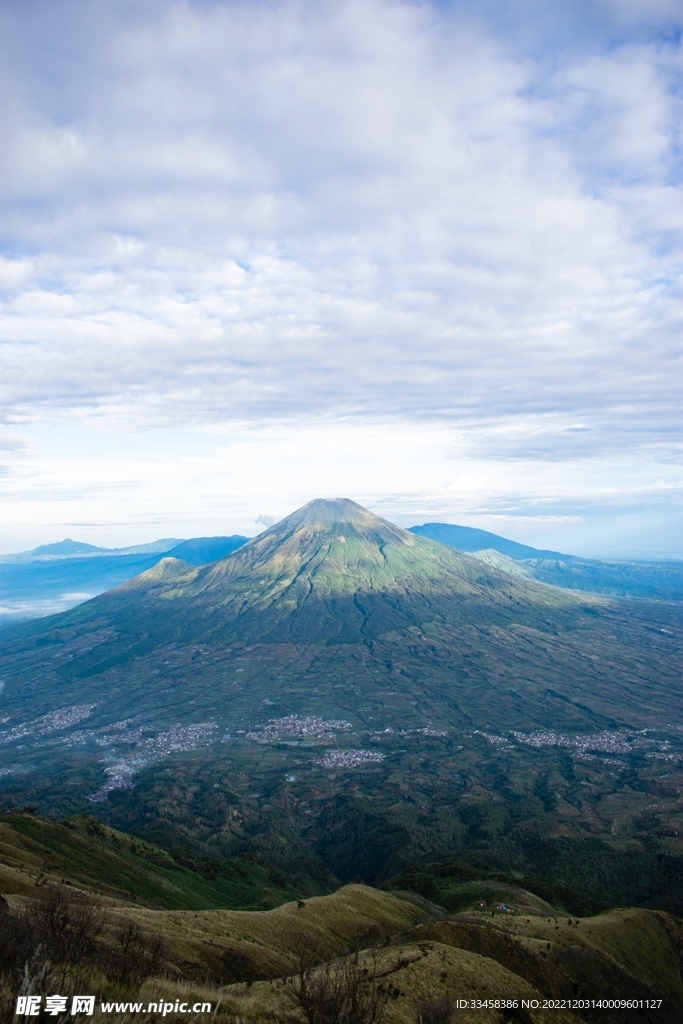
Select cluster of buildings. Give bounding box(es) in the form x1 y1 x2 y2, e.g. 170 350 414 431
245 715 352 742
88 721 218 801
375 726 448 738
475 727 681 765
511 730 634 754
315 749 386 770
0 703 96 745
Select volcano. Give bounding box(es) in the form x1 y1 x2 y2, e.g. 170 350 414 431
43 497 580 649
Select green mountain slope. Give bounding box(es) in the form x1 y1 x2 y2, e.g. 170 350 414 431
3 498 676 734
0 808 316 910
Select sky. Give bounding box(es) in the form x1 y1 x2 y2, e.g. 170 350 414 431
0 0 681 557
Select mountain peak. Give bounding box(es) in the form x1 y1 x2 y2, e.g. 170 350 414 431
32 538 104 556
290 497 374 522
121 556 193 589
252 497 415 551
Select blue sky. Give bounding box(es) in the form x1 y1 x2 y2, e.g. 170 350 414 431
0 0 681 556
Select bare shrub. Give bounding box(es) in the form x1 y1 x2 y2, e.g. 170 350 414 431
280 940 389 1024
108 919 169 985
0 889 110 1019
30 886 105 971
0 886 105 994
0 884 176 1022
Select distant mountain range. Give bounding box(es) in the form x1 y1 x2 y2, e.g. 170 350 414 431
0 535 246 564
410 523 683 601
0 534 248 621
1 517 680 624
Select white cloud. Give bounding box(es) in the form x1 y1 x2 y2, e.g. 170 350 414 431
0 420 679 557
0 0 680 553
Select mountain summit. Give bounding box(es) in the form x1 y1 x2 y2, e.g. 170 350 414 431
199 497 418 584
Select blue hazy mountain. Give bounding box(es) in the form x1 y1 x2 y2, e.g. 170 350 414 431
409 523 566 559
0 538 184 564
410 522 683 601
31 538 105 557
165 536 248 565
0 535 247 622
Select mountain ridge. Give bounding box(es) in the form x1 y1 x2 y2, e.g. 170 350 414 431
414 522 683 600
409 522 568 560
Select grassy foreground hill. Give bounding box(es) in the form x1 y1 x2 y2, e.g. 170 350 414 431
0 859 680 1023
0 808 680 1022
105 887 683 1019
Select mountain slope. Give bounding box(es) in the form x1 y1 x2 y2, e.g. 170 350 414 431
0 498 678 737
165 535 247 566
0 808 314 910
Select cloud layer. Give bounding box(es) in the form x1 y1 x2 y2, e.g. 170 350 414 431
0 0 680 552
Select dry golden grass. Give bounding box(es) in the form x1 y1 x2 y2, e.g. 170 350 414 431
105 885 426 981
456 906 682 992
3 880 682 1023
140 940 579 1024
409 905 683 1012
